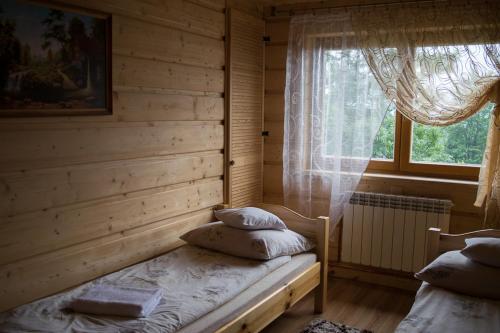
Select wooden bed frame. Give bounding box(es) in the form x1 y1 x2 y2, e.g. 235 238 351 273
214 203 329 333
426 227 500 264
0 203 327 333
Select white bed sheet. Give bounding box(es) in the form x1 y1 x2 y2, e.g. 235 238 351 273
395 282 500 333
179 252 317 333
0 245 292 333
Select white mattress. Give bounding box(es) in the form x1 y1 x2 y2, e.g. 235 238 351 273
0 245 295 333
179 251 317 333
395 282 500 333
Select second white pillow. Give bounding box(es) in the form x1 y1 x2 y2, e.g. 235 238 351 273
461 237 500 267
215 207 287 230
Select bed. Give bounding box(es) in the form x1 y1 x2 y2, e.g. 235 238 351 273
395 228 500 333
0 203 329 333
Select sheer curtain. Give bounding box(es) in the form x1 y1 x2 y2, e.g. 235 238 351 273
475 83 500 228
284 13 392 224
284 1 500 228
351 0 500 126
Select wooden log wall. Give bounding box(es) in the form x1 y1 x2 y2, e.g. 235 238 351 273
263 18 484 260
0 0 229 312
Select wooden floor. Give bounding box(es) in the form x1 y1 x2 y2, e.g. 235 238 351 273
262 277 416 333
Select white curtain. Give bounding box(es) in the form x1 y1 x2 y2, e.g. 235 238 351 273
284 1 500 227
475 84 500 228
284 13 392 223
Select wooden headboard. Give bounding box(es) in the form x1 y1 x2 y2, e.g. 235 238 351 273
426 227 500 264
216 203 330 311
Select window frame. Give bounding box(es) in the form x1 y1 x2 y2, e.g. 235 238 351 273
316 41 486 181
366 112 481 181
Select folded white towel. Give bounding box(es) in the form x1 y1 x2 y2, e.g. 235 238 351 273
70 285 162 318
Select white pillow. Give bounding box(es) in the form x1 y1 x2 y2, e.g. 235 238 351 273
461 237 500 267
180 222 314 260
214 207 287 230
415 250 500 299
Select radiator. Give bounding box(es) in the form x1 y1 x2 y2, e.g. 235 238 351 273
341 192 452 273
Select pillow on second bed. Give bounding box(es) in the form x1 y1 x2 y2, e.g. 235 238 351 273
180 222 314 260
214 207 287 230
461 237 500 267
415 250 500 299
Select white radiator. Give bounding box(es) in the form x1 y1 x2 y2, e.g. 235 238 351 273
341 192 452 273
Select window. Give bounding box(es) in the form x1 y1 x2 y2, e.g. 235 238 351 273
320 45 493 180
366 102 493 180
372 105 396 161
410 104 492 166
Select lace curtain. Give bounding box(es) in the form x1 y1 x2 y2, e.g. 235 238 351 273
284 13 392 223
351 0 500 126
475 83 500 228
284 1 500 227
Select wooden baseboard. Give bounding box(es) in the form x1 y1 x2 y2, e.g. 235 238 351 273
328 262 420 292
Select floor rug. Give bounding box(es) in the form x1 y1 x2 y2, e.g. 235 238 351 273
300 319 374 333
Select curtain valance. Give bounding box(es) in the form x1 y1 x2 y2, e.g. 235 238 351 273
351 0 500 125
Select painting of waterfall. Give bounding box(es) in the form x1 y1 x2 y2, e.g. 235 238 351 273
0 0 111 116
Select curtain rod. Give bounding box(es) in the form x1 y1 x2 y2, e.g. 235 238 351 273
267 0 484 17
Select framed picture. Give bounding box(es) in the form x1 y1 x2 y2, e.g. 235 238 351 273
0 0 111 117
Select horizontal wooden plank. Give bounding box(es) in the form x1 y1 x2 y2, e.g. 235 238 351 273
114 91 224 121
266 20 290 43
228 0 264 17
0 179 222 265
0 208 216 312
264 164 284 195
264 143 283 163
263 193 284 205
0 123 223 172
265 44 287 69
0 91 223 125
114 55 224 93
264 95 285 121
188 0 225 11
64 0 225 39
448 215 483 233
264 120 285 144
113 16 225 69
0 153 223 217
265 69 286 92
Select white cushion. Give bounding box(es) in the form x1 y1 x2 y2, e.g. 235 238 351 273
214 207 287 230
461 237 500 267
415 250 500 299
180 222 314 260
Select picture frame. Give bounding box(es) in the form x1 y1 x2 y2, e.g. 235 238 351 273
0 0 112 117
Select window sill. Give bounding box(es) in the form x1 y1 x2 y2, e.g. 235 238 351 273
302 169 478 187
362 172 479 187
